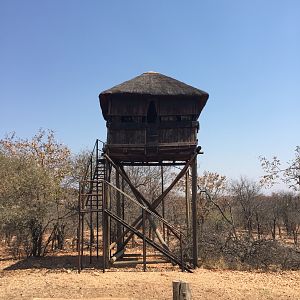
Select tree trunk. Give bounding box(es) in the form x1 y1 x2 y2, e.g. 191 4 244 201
29 220 43 257
272 219 276 241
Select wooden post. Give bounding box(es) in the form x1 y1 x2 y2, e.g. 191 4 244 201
142 209 147 272
191 156 198 268
78 183 82 272
96 140 99 260
102 178 107 272
89 157 93 264
161 166 165 240
80 182 84 270
173 280 192 300
121 178 125 242
77 217 81 271
102 159 111 271
180 233 184 272
116 171 122 251
185 169 191 233
107 181 111 263
81 211 84 269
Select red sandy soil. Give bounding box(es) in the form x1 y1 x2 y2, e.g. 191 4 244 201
1 250 300 299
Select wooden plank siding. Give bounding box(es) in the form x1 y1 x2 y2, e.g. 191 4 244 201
108 129 146 145
158 127 196 144
107 124 197 145
106 122 198 161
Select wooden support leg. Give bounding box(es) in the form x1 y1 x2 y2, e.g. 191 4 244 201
89 158 93 264
107 169 112 264
78 214 81 272
161 166 166 240
96 141 99 260
102 184 107 272
116 171 122 252
81 212 84 269
191 156 198 268
103 159 111 270
142 210 146 272
78 185 82 272
121 178 125 243
185 169 191 234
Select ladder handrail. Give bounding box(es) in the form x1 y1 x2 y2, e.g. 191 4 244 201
81 140 97 185
81 139 105 189
80 139 106 208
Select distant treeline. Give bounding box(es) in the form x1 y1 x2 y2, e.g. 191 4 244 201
0 130 299 270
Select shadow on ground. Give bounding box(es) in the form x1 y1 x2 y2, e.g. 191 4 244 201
4 255 105 271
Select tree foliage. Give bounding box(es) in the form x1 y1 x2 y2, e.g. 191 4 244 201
0 130 77 257
260 146 300 191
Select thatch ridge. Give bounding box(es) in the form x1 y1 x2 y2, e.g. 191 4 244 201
100 72 208 97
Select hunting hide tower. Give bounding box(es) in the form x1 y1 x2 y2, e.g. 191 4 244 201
78 71 209 273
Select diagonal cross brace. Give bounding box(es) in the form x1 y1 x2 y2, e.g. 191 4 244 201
104 154 168 249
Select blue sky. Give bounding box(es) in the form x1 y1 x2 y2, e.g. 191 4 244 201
0 1 299 189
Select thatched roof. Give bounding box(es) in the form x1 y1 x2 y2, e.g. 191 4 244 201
99 72 209 118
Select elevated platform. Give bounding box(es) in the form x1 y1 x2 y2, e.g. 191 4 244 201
105 142 199 163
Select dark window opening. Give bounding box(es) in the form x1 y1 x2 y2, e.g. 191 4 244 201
181 115 195 121
160 116 177 122
147 101 157 123
121 116 146 123
121 116 134 123
159 115 196 122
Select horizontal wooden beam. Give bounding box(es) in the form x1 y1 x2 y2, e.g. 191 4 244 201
119 161 188 166
108 121 199 130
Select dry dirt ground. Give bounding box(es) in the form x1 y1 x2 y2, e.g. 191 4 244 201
1 251 300 300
